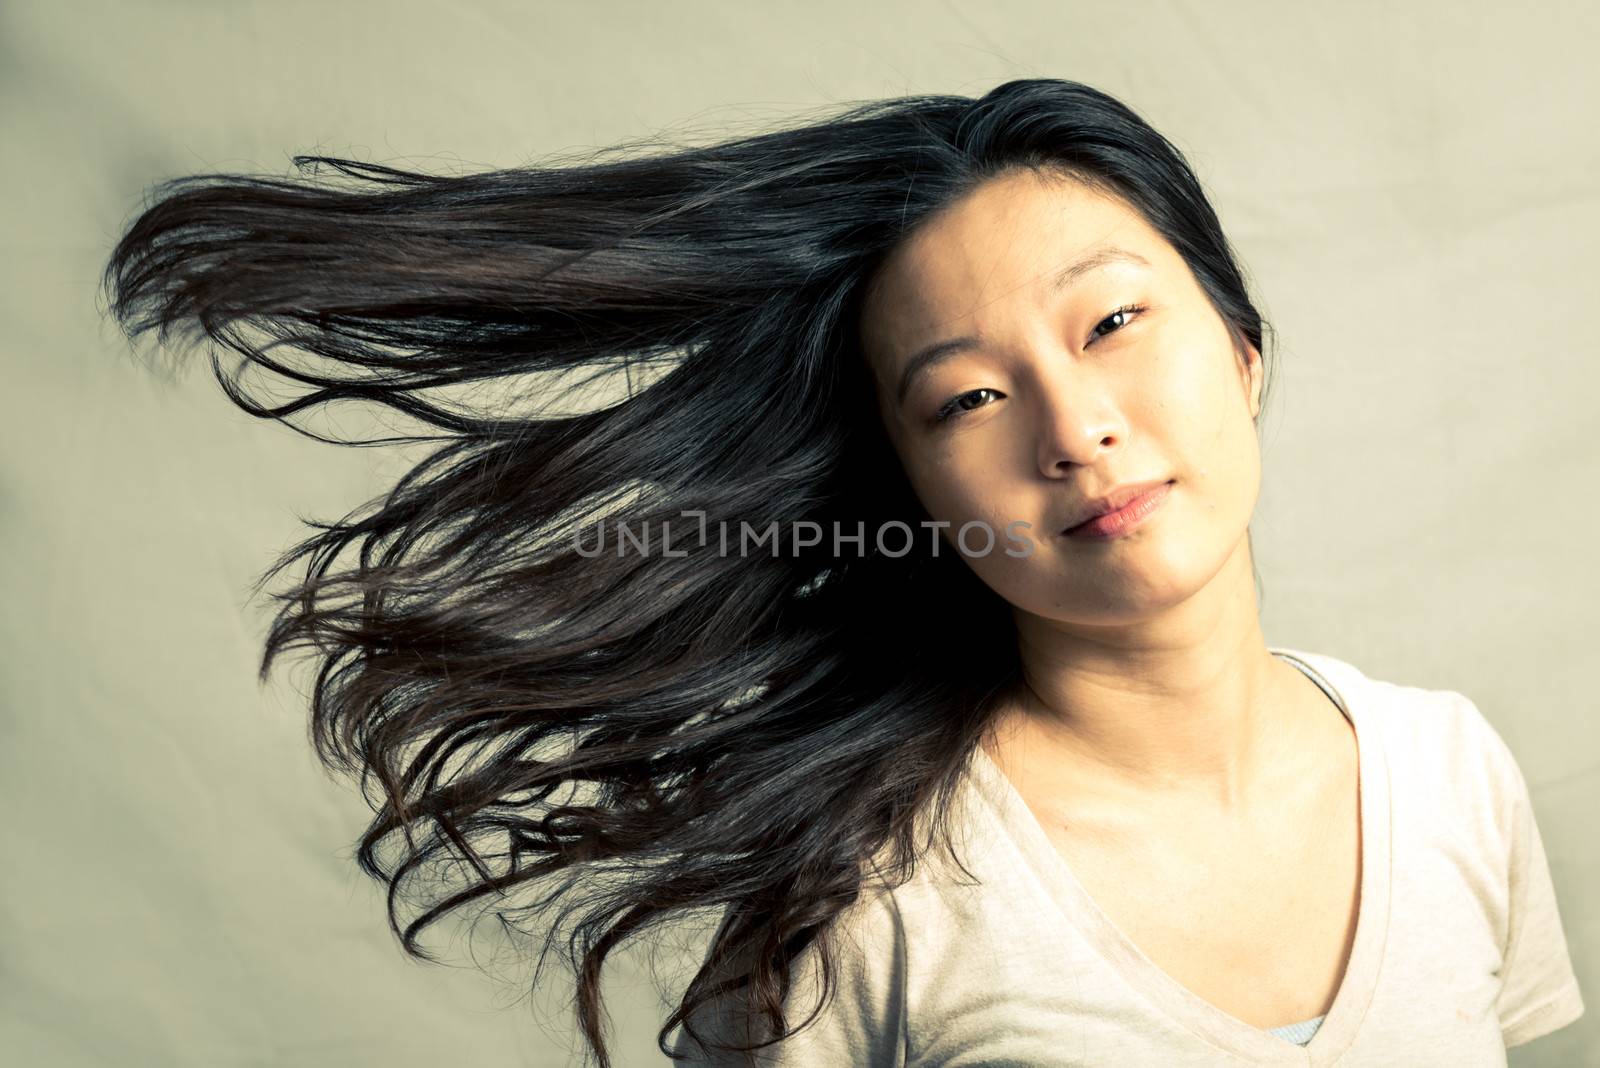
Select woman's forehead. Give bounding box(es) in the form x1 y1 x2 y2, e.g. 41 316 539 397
858 174 1171 359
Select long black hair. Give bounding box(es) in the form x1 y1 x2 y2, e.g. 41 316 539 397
99 77 1274 1066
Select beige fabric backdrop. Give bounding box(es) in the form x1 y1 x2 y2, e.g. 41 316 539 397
3 1 1594 1064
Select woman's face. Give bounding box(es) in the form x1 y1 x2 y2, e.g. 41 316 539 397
857 167 1264 627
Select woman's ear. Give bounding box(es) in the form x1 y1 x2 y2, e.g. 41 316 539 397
1239 337 1264 421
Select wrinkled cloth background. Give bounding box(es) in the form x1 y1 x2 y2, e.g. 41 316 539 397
2 1 1594 1065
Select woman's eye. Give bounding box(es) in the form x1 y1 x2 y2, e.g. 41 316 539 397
1089 303 1146 343
930 305 1146 427
933 388 1001 425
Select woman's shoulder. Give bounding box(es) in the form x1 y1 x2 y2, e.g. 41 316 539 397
1274 645 1531 831
1274 645 1505 747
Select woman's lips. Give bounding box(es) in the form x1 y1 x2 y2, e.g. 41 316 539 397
1062 481 1173 539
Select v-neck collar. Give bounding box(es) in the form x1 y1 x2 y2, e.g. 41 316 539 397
963 646 1392 1064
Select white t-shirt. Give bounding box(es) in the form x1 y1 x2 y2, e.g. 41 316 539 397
670 647 1585 1065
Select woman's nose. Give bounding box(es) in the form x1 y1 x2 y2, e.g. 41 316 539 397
1033 378 1124 478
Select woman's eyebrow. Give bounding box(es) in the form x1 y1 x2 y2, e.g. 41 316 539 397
893 246 1151 407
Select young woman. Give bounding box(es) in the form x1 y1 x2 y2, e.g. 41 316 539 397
100 78 1583 1066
